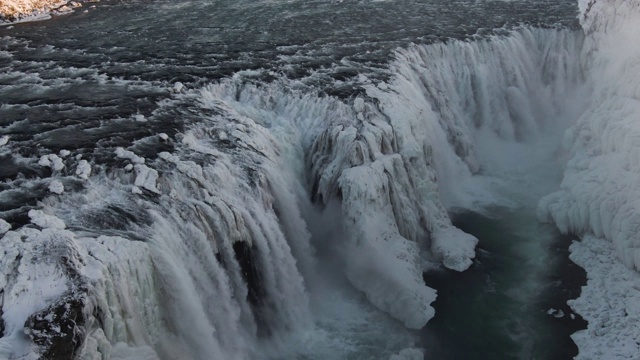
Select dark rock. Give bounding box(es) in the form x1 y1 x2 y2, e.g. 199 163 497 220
24 294 85 360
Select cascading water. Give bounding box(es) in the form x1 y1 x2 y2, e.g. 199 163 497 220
2 0 637 359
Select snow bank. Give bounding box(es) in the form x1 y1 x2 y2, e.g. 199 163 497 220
568 236 640 359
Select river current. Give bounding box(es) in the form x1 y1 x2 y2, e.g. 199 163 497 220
0 1 585 359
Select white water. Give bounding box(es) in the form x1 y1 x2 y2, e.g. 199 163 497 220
4 8 639 358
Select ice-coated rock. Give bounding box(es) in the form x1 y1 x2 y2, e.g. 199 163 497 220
76 159 91 180
115 147 145 164
133 114 147 122
172 82 184 93
134 164 159 193
48 179 64 194
28 209 66 229
0 218 10 235
38 154 65 171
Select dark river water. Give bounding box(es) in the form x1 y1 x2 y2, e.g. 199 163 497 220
0 1 586 359
424 209 586 360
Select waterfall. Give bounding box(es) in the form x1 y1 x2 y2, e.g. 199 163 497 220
0 24 591 360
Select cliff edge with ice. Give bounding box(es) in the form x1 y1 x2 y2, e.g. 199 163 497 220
538 1 640 358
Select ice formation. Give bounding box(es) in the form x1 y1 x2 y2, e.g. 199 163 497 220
539 0 640 270
535 0 640 358
1 0 635 358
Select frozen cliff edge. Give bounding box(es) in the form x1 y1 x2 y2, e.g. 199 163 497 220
538 0 640 358
0 91 314 359
0 24 588 359
539 0 640 278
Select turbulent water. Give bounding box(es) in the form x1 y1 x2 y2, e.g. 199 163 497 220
0 0 617 359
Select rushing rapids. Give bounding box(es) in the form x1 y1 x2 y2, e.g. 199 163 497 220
0 0 639 359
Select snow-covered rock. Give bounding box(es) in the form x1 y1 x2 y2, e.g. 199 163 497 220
48 179 64 194
133 114 147 122
134 164 159 193
38 153 65 171
0 225 161 360
75 159 91 180
0 219 10 235
28 209 66 229
115 147 145 164
172 82 184 93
